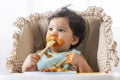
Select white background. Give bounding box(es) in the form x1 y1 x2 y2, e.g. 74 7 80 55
0 0 120 72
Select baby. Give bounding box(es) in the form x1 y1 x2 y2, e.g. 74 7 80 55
22 7 93 73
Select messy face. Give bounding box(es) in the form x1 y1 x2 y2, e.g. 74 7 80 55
46 17 79 52
46 34 65 48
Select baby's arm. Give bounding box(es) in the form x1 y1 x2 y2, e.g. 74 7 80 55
65 52 93 73
22 54 40 72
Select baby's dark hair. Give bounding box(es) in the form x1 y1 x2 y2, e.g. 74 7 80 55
48 7 86 49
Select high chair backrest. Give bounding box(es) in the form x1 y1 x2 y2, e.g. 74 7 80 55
6 6 119 73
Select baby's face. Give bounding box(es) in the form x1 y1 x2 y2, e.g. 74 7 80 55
46 17 78 52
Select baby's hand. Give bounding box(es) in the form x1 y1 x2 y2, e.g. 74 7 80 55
22 54 40 72
65 52 81 66
65 52 93 72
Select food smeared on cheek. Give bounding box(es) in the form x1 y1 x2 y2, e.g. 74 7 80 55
46 35 65 47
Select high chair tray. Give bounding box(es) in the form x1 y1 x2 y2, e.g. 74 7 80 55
24 71 76 75
0 72 119 80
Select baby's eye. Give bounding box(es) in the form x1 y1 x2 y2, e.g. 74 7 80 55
48 28 53 31
58 28 65 32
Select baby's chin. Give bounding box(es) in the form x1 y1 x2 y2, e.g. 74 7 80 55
50 46 69 53
50 47 64 53
50 46 61 51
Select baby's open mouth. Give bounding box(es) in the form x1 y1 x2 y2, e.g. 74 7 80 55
46 35 65 47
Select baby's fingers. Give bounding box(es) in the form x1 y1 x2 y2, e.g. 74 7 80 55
30 54 40 62
65 57 72 64
65 59 71 64
65 53 74 64
66 53 72 57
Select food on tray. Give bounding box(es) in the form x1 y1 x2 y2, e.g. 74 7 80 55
49 66 69 72
40 66 70 72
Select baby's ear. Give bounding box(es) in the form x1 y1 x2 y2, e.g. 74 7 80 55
71 36 79 45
